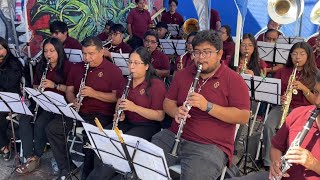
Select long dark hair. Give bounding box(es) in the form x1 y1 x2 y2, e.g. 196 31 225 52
241 34 261 76
221 25 233 43
286 42 318 89
130 47 158 96
36 38 66 84
0 37 15 68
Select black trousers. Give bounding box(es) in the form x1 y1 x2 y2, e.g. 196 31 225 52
0 113 9 149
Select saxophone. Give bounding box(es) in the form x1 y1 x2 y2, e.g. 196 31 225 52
112 74 132 130
169 64 202 157
273 107 320 180
278 63 299 129
240 53 248 74
33 59 50 122
177 51 188 71
75 63 90 112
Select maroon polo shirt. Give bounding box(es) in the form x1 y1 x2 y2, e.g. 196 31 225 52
63 36 82 50
151 49 170 71
222 41 235 66
307 36 317 47
256 33 265 42
97 32 108 41
167 63 250 166
66 60 124 116
117 78 166 124
161 11 184 25
272 105 320 180
274 67 311 109
315 55 320 69
126 8 152 39
174 53 194 71
210 9 221 30
106 42 132 54
34 60 72 95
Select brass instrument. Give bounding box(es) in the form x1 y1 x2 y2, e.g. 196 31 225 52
278 63 298 128
240 53 248 74
169 64 202 157
112 74 132 130
273 108 320 180
182 18 199 39
75 63 90 112
177 51 188 71
268 0 304 24
310 0 320 25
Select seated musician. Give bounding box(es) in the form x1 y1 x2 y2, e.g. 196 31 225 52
45 36 124 180
16 38 72 174
256 19 281 42
103 23 132 60
311 34 320 68
152 30 251 179
143 30 170 78
161 0 184 26
229 71 320 180
219 25 235 66
97 20 114 42
263 42 318 170
0 37 23 161
156 21 171 39
50 20 82 50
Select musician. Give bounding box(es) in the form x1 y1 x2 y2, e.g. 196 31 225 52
50 20 82 50
45 37 124 180
156 21 170 39
161 0 184 26
127 0 153 50
264 29 284 75
229 71 320 180
220 25 235 66
263 42 318 170
257 19 281 42
210 8 221 30
16 38 71 174
174 31 197 72
97 20 114 42
0 37 23 161
307 27 320 48
143 30 170 78
312 34 320 68
103 23 132 59
152 30 251 179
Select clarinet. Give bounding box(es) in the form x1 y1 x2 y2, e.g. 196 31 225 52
33 59 50 122
112 74 132 130
169 64 202 157
273 107 320 180
75 63 90 112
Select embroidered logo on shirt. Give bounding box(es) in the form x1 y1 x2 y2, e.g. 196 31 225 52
214 82 220 88
98 72 103 77
140 89 145 95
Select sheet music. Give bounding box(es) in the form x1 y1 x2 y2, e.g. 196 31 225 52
167 24 180 36
277 36 305 44
83 123 170 180
64 48 83 63
257 41 293 64
159 39 186 55
111 53 130 76
0 92 33 115
241 74 281 105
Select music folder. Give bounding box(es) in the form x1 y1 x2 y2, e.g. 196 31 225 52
111 52 130 76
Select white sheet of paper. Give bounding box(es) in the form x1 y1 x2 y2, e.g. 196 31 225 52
257 41 293 64
83 123 170 180
0 92 33 115
64 48 83 63
0 100 11 112
111 53 130 76
277 36 305 44
159 39 186 56
167 24 180 36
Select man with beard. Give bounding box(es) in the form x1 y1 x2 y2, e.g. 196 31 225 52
151 30 251 179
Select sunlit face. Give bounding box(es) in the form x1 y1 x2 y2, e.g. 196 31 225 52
169 1 177 13
0 44 7 62
143 35 158 52
290 47 308 68
51 31 68 44
128 52 149 79
111 31 124 45
219 27 228 42
193 42 223 74
137 0 145 10
267 20 280 30
156 27 167 39
43 43 58 64
82 46 104 67
186 35 195 52
265 31 279 43
240 38 254 57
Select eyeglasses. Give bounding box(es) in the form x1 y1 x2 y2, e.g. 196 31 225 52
128 61 145 65
241 43 254 48
144 39 157 44
291 52 307 57
192 50 219 58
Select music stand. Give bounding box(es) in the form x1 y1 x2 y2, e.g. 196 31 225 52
277 35 305 44
0 92 33 171
159 39 186 56
237 74 281 175
258 41 293 67
167 24 180 37
64 48 83 63
83 123 171 180
111 52 130 76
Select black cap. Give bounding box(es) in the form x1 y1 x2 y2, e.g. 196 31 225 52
156 22 168 30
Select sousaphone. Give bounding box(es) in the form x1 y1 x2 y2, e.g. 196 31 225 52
310 0 320 25
268 0 304 24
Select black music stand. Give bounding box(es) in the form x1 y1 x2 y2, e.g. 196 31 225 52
0 92 33 173
64 48 83 63
159 39 186 56
111 52 130 76
83 123 171 180
277 36 305 44
167 24 180 37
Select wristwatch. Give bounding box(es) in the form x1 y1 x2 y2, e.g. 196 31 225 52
206 102 213 113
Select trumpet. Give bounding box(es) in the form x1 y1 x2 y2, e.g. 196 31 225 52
169 64 202 157
75 63 90 112
240 53 248 74
112 74 132 130
177 51 188 71
273 107 320 180
278 63 298 129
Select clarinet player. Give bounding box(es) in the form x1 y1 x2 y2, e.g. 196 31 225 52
152 30 250 180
